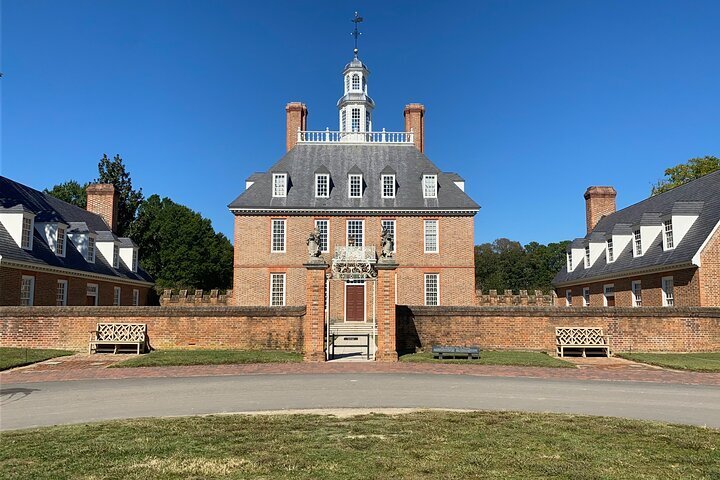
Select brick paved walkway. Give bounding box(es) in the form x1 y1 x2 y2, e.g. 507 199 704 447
2 354 719 386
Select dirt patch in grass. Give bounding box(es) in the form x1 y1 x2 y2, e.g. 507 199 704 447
0 348 75 371
111 349 302 368
617 352 720 372
399 350 574 368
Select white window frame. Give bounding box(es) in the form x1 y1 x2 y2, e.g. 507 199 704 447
315 173 330 198
565 289 572 307
567 252 573 271
423 175 437 199
633 229 642 257
381 174 396 198
21 275 35 306
341 109 347 131
56 280 68 306
348 174 362 198
351 108 361 132
131 249 138 272
21 216 34 250
582 287 590 307
664 220 675 250
584 246 591 268
352 74 360 91
315 219 329 253
424 219 438 253
424 273 439 306
87 236 96 263
86 283 99 306
132 289 140 306
113 286 121 306
662 276 674 307
113 244 120 268
381 219 396 253
607 239 614 263
56 226 66 257
603 284 615 307
631 280 642 307
272 173 287 198
270 273 286 306
346 219 364 246
271 219 286 253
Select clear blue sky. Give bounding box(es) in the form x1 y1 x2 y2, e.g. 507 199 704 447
2 0 719 246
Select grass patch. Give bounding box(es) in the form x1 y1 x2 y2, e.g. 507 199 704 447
1 411 718 479
617 352 720 372
111 349 302 368
0 347 74 371
399 350 574 368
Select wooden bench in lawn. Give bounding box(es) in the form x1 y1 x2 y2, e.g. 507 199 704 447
432 345 481 360
556 327 611 358
89 323 148 354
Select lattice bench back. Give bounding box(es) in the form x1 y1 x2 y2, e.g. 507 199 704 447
556 327 607 345
96 323 147 342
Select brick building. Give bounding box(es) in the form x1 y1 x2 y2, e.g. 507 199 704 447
228 49 479 333
0 176 154 306
553 171 720 307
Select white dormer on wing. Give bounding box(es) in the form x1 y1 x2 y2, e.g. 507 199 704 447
0 204 35 250
118 238 139 272
633 213 663 258
567 239 586 272
96 231 121 269
67 222 97 263
607 223 633 263
585 232 607 268
661 202 703 251
35 221 69 257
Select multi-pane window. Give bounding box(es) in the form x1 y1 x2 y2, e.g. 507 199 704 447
664 220 674 249
607 239 614 263
662 276 674 307
341 110 347 131
272 173 287 198
634 230 642 256
315 219 329 253
113 245 120 268
132 249 138 272
87 237 96 263
567 252 573 270
113 287 121 306
565 289 572 307
21 217 33 249
351 108 361 132
424 220 438 253
366 112 371 132
582 287 590 307
271 219 286 252
345 75 350 93
349 174 362 198
132 289 140 306
423 175 437 198
632 281 642 307
56 280 67 306
20 276 34 306
270 273 286 306
56 226 66 256
584 246 591 268
381 220 396 252
352 74 360 90
347 220 364 246
424 274 439 306
603 284 615 307
382 174 395 198
315 174 329 198
87 284 99 306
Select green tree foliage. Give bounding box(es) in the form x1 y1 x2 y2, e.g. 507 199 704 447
128 195 233 291
43 180 88 208
95 154 144 236
652 156 720 195
474 238 570 293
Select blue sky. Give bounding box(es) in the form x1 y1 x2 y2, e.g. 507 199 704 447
2 0 719 245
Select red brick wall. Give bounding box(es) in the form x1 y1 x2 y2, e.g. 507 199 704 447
86 183 118 233
700 223 720 306
0 306 305 351
403 104 425 152
398 306 720 354
0 266 150 306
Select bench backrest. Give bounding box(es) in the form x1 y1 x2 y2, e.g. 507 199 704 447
96 323 147 342
556 327 606 345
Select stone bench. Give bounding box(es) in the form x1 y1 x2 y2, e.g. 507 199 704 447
556 327 611 357
432 345 480 360
89 323 148 355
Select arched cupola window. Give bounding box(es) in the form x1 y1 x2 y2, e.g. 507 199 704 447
352 74 360 91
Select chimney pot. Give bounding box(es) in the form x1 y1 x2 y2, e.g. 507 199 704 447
86 183 119 233
285 102 308 152
403 103 425 152
584 186 617 234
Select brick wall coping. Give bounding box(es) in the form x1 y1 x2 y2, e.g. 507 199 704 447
0 306 306 318
402 305 720 319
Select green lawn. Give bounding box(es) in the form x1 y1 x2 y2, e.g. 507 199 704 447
0 347 74 371
399 350 574 368
111 349 303 367
1 411 718 479
617 352 720 372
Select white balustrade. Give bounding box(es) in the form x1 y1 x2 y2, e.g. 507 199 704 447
297 128 414 145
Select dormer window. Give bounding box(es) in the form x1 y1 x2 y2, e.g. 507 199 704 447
132 249 138 272
113 244 120 268
423 175 437 198
349 174 362 198
664 220 674 250
567 251 573 271
272 173 287 198
607 239 614 263
56 226 66 257
21 217 33 250
352 74 360 90
87 237 96 263
315 174 330 198
382 174 396 198
584 246 591 268
633 229 642 256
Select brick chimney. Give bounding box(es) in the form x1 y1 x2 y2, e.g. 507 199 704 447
404 103 425 153
584 186 617 234
86 183 119 232
286 102 308 152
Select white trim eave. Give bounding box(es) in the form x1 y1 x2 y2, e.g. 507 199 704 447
0 258 154 287
229 207 480 216
553 261 695 288
692 219 720 267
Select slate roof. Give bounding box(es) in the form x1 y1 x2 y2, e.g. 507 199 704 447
553 170 720 286
0 176 153 284
228 144 480 214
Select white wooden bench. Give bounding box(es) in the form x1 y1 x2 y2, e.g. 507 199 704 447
89 323 148 354
556 327 611 357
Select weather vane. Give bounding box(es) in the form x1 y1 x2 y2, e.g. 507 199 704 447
351 11 363 57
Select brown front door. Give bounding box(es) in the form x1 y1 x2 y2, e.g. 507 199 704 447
346 283 365 322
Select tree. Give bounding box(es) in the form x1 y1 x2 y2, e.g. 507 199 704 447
44 180 88 208
95 154 144 236
652 156 720 195
128 195 233 291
